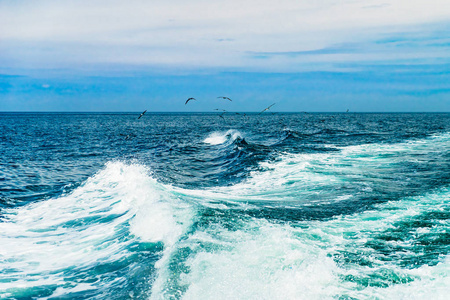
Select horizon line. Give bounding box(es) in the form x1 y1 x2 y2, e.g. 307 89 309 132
1 111 449 114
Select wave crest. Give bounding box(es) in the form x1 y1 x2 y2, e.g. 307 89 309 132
0 161 193 298
203 130 243 145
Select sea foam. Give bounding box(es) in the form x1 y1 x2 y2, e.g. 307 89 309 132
203 130 243 145
0 161 193 297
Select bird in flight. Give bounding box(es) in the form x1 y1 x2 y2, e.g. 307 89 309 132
214 108 227 112
219 111 227 119
259 103 276 114
217 96 232 101
138 110 147 119
185 98 196 105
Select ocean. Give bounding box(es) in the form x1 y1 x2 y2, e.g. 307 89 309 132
0 112 449 299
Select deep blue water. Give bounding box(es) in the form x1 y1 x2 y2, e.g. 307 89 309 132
0 112 449 299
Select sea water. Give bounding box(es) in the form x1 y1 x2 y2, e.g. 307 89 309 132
0 112 449 299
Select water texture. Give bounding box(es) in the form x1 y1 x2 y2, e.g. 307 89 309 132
0 112 449 299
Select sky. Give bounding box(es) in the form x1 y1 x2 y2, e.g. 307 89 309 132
0 0 449 112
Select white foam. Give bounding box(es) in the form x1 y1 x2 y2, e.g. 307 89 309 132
149 133 450 299
366 257 450 300
203 130 243 145
147 185 450 299
194 131 450 204
49 283 97 298
316 186 450 299
3 133 449 299
179 221 344 300
0 161 193 295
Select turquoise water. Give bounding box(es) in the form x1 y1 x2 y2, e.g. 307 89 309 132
0 113 449 299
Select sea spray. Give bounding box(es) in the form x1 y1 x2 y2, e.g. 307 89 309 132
1 112 449 299
0 162 194 298
203 130 243 145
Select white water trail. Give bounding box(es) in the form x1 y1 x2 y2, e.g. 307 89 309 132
163 186 450 300
1 133 449 299
189 132 450 204
0 162 193 298
150 132 450 299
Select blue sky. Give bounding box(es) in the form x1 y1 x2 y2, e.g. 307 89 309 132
0 0 449 112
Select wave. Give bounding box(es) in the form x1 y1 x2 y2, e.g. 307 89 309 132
165 129 270 188
272 128 340 153
1 133 449 299
203 130 244 145
200 132 450 206
0 162 193 299
161 186 450 300
149 132 450 298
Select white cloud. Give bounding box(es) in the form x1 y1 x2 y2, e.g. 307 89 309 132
0 0 449 72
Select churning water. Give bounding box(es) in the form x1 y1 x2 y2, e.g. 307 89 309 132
1 112 449 299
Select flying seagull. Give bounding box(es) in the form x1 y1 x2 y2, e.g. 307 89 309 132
185 97 196 105
214 108 227 112
259 103 276 114
217 96 232 101
138 110 147 119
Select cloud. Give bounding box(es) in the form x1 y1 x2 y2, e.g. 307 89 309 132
248 45 359 58
362 3 391 9
0 0 449 74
